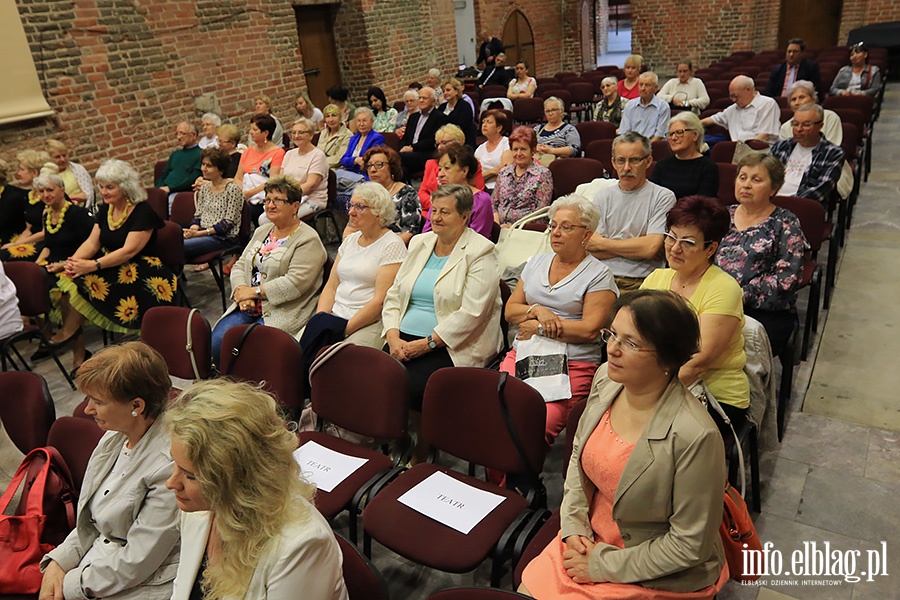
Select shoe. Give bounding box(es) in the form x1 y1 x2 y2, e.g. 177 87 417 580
69 350 92 381
222 256 237 276
31 346 53 361
46 327 83 349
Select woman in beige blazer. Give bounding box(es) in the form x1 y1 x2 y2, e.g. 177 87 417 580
211 176 326 367
39 343 180 600
166 380 348 600
519 290 728 599
382 183 503 458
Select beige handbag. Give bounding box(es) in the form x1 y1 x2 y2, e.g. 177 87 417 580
496 206 552 278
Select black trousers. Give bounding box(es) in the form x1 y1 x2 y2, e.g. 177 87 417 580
388 331 454 411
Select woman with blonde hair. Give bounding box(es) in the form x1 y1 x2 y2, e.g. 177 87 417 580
317 103 353 169
0 149 51 261
166 379 348 600
295 91 325 130
618 54 644 100
47 139 94 206
0 158 29 247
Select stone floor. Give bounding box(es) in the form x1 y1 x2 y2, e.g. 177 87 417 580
2 87 898 599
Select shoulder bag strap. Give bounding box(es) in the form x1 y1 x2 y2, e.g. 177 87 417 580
224 322 260 376
185 308 201 380
706 393 746 498
307 341 353 386
496 372 544 497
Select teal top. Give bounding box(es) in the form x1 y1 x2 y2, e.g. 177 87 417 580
400 253 449 337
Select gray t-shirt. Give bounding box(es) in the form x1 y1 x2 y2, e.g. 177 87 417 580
592 180 676 278
515 253 619 362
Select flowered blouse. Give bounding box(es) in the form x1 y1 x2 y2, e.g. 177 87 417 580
391 184 424 235
373 108 398 133
594 95 627 127
715 205 808 311
491 162 553 225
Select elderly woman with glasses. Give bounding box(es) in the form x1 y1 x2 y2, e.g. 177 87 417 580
338 107 385 175
650 112 718 199
492 126 553 226
47 139 94 207
502 195 618 444
534 97 582 165
519 290 727 599
275 118 330 220
594 76 627 127
210 176 326 367
640 195 749 427
778 80 842 143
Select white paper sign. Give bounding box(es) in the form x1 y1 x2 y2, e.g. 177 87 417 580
397 471 506 534
293 442 369 493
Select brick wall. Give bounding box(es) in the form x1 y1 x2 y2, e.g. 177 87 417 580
839 0 900 43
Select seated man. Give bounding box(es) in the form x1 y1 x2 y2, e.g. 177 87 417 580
657 60 710 113
587 132 676 292
701 76 780 142
155 121 203 203
399 86 447 179
619 72 670 142
478 52 513 89
770 103 844 206
764 37 823 99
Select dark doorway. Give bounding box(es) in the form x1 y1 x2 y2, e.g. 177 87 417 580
295 5 342 109
502 10 535 72
778 0 843 50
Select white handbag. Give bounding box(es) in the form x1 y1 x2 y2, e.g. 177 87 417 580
496 206 552 276
514 335 571 402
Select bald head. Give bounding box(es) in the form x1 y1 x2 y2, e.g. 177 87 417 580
729 76 756 108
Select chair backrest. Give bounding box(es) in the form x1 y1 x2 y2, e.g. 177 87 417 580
169 192 196 228
499 279 511 352
220 324 306 411
823 95 874 125
310 344 408 440
716 162 738 205
47 416 104 492
650 139 672 161
326 170 337 212
151 221 186 271
140 306 212 380
710 141 738 164
481 85 507 100
584 139 615 177
428 587 530 599
2 260 51 317
772 195 825 252
565 82 595 103
489 220 501 244
422 368 548 475
153 160 167 183
840 122 861 161
381 131 401 152
709 97 733 110
0 372 55 454
335 532 390 600
574 121 617 148
512 97 545 124
564 399 587 468
548 158 605 198
829 107 866 134
144 187 169 220
780 108 794 124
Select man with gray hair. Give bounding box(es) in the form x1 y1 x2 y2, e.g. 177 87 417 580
155 121 202 196
587 131 676 291
770 103 843 206
619 72 670 141
701 75 780 142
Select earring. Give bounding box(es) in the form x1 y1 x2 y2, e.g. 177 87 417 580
131 410 138 417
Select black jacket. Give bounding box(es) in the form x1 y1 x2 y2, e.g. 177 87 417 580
764 59 823 99
400 109 448 154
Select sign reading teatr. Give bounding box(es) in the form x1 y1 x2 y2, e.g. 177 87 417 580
436 494 465 509
743 541 889 583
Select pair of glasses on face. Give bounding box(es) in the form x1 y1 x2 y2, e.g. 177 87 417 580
791 120 823 129
348 202 370 213
599 329 655 353
663 231 711 250
665 128 690 139
263 198 291 206
613 156 649 167
365 161 388 171
548 222 587 234
291 130 312 136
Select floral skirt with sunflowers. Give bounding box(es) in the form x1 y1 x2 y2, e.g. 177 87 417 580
0 241 42 262
56 254 178 334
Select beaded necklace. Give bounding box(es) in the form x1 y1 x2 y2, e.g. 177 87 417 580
28 189 40 205
44 201 71 235
107 203 132 230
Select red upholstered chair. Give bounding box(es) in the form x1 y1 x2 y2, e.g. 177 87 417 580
363 368 550 586
710 141 739 164
297 344 409 542
512 97 545 126
716 162 738 206
535 77 558 87
151 221 186 306
335 532 390 600
47 416 104 492
153 160 167 183
169 192 196 228
824 95 875 179
428 589 531 599
220 324 305 416
709 97 733 111
481 85 507 100
144 187 169 221
565 82 596 122
584 139 615 178
381 131 401 153
1 261 76 388
0 371 55 454
140 306 212 381
548 158 605 198
574 121 617 148
651 139 672 161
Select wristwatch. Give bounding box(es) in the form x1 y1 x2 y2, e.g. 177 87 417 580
254 286 261 297
426 334 437 350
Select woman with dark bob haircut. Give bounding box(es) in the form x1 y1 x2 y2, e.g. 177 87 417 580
520 289 728 599
232 113 285 225
641 195 749 426
39 342 181 600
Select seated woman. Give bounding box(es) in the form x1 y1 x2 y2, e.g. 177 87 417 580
392 89 419 136
0 159 30 247
183 147 243 263
300 182 407 357
337 108 386 185
507 61 537 100
617 54 643 100
0 149 51 262
39 342 180 600
254 95 284 148
439 77 477 148
345 145 422 244
48 139 94 206
594 77 627 127
640 195 750 426
326 84 357 133
657 60 710 113
519 290 727 599
317 104 352 170
831 42 882 98
211 176 326 367
778 80 842 142
368 86 398 133
383 183 503 460
475 109 512 191
418 124 486 213
716 154 806 357
295 91 325 131
198 112 221 149
231 114 285 226
535 97 582 165
493 126 553 226
56 159 178 374
166 379 348 600
422 143 493 239
502 195 618 444
274 117 329 220
650 112 718 199
214 124 243 179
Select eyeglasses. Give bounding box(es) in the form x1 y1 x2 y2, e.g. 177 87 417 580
665 128 691 139
663 232 712 250
263 197 292 206
599 329 655 353
612 156 649 167
544 108 562 114
365 161 388 171
548 222 587 234
291 130 312 136
791 120 823 129
347 202 370 213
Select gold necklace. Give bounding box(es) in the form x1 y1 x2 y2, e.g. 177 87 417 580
44 201 71 235
107 203 131 229
28 189 40 205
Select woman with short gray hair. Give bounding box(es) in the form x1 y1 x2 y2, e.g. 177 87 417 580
650 112 719 198
594 76 626 127
338 107 386 175
199 112 221 149
534 97 582 163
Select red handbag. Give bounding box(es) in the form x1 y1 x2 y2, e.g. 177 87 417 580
0 448 72 594
720 481 762 582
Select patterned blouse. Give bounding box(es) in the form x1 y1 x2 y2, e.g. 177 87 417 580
373 108 398 133
715 205 808 311
392 184 424 235
192 181 243 238
594 95 627 127
534 122 582 156
491 161 553 225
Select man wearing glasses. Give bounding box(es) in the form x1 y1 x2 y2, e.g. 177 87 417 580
586 131 676 292
700 75 780 142
769 103 844 206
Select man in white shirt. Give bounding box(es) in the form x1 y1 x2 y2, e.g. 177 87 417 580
701 76 780 142
657 60 710 113
619 72 670 142
0 261 23 341
587 132 676 291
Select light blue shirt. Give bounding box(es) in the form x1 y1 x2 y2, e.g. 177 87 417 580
400 253 448 337
619 95 671 139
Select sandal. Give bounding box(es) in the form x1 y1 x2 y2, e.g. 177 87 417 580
193 264 210 273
